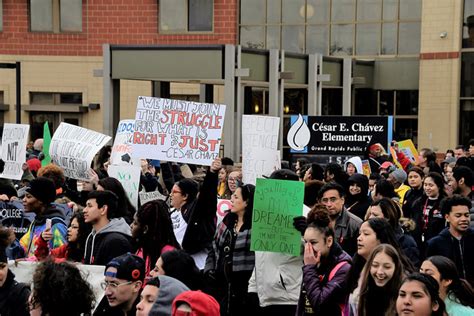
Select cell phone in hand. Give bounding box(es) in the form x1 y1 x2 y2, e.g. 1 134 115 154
46 218 52 230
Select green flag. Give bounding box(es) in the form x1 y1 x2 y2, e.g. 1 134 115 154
42 122 52 166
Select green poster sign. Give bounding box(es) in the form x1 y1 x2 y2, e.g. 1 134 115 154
42 121 52 167
250 178 304 256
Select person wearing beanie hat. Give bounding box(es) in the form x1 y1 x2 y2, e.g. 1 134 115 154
169 158 221 269
171 290 220 316
19 177 68 258
94 253 145 316
0 227 30 316
388 168 410 207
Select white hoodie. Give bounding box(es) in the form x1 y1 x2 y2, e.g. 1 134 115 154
344 156 363 175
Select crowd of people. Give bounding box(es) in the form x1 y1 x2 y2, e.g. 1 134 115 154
0 137 473 316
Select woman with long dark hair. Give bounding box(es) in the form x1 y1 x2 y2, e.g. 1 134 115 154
411 172 447 249
204 183 256 315
34 210 92 262
396 273 446 316
366 198 420 268
421 256 474 315
150 249 204 291
131 200 180 276
97 177 136 224
348 218 415 313
296 205 352 315
402 166 425 219
357 244 405 316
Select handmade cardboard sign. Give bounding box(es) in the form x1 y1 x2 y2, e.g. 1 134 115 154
131 96 226 166
251 178 304 256
50 123 111 180
0 123 29 180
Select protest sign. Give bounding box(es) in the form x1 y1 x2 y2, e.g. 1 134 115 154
9 260 105 309
110 120 141 166
0 123 29 180
42 122 52 166
216 199 232 226
50 123 111 180
131 96 226 166
0 200 34 239
393 139 419 165
361 159 371 177
242 148 281 185
242 115 280 185
251 178 304 256
287 115 393 156
139 190 167 205
108 164 141 209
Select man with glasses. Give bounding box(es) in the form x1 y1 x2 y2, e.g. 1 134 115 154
318 182 362 256
94 253 146 316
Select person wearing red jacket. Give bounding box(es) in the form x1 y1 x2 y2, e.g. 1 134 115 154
35 211 92 262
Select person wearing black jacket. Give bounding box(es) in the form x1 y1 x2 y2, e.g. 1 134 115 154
0 228 30 316
169 158 221 270
402 167 425 219
344 174 371 220
411 172 447 251
427 195 474 286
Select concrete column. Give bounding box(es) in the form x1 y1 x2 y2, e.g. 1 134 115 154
342 57 352 116
223 45 236 160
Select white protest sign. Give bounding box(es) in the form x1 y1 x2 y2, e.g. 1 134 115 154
241 115 280 185
110 119 141 166
107 164 141 209
139 190 168 205
243 147 280 185
0 123 29 180
9 260 105 309
49 123 111 180
131 96 226 166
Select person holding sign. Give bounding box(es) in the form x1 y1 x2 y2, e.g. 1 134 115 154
204 183 256 315
169 158 221 270
19 177 68 258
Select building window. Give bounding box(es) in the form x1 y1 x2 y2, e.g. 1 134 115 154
30 92 83 105
353 89 418 144
159 0 213 33
239 0 422 56
29 0 82 33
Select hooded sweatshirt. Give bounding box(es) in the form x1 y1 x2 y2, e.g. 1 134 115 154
344 157 363 175
149 275 190 316
19 204 68 258
345 174 371 220
83 218 132 265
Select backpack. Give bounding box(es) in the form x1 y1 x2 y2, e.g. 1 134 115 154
328 261 349 316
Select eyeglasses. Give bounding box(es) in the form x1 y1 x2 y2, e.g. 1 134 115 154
321 197 340 204
170 189 182 195
100 280 133 290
